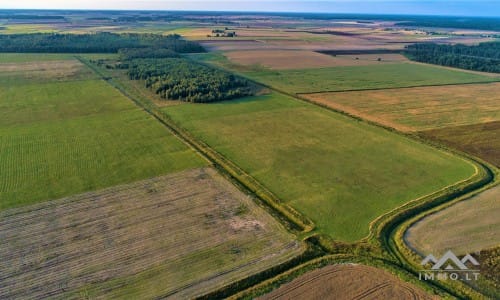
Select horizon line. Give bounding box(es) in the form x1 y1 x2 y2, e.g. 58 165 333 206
0 8 499 19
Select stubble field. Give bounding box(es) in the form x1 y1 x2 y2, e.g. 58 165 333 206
0 167 301 299
303 82 500 132
405 185 500 256
223 50 407 70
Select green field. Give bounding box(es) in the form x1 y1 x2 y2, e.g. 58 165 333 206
0 53 118 63
242 63 499 93
163 92 476 241
0 56 206 210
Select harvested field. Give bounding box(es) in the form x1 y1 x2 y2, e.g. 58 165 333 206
419 121 500 167
406 185 500 256
200 40 272 51
304 83 500 132
259 264 435 300
224 50 407 70
242 63 499 94
0 167 301 299
0 53 75 63
0 59 96 82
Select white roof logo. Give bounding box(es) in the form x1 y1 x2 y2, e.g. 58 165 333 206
421 250 479 271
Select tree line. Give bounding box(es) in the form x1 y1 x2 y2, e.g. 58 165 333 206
0 32 205 53
0 31 253 102
123 58 253 103
405 42 500 73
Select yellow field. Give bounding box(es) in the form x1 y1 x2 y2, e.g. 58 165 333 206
304 82 500 131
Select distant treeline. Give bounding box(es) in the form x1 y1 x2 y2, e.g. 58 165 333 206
122 58 253 103
0 32 205 53
0 15 66 20
394 18 500 32
405 42 500 73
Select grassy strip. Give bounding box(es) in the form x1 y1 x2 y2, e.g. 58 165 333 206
389 164 498 299
77 56 314 233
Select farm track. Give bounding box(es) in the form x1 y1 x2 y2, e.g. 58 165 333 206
0 167 300 299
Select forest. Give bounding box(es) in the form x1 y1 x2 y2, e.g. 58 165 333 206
0 32 205 53
405 42 500 73
124 58 253 103
118 47 180 60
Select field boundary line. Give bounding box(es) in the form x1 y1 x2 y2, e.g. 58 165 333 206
296 80 500 95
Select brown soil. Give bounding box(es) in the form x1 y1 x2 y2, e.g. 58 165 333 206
419 121 500 167
259 264 437 300
225 50 407 70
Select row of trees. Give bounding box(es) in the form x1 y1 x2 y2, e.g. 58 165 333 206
125 58 253 103
405 42 500 73
0 32 205 53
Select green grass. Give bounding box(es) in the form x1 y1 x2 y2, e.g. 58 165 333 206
0 58 206 210
242 63 500 93
0 53 118 63
163 93 476 241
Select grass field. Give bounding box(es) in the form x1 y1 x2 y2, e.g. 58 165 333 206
405 185 500 256
419 121 500 167
260 264 435 300
0 56 206 210
0 167 301 299
163 92 476 241
304 83 500 132
0 53 117 63
241 63 500 94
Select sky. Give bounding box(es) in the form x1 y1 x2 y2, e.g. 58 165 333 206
0 1 499 17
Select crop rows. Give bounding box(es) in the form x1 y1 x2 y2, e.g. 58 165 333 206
0 167 301 299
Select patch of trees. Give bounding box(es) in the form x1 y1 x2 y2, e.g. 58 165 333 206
394 17 500 31
0 32 205 53
118 47 179 60
208 28 237 38
125 58 253 103
405 42 500 73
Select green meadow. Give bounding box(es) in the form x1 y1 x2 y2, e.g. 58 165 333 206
0 55 206 210
163 92 476 241
243 63 500 93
